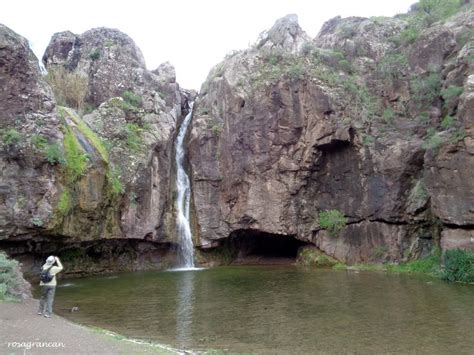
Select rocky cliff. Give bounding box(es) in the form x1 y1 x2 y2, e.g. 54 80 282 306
0 1 473 275
0 25 191 276
189 5 474 263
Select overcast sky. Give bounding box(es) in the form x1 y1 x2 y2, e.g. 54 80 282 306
2 0 416 90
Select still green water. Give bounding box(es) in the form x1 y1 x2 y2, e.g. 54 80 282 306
52 266 474 354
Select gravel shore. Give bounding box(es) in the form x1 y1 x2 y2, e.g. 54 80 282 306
0 298 178 354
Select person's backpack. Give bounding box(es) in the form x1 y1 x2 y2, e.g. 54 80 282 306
40 265 54 283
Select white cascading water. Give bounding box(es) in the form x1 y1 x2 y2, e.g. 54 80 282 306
175 103 195 268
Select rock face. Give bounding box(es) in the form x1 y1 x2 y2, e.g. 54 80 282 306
43 28 147 106
40 27 193 246
189 9 474 263
1 3 473 274
0 24 190 275
0 24 61 238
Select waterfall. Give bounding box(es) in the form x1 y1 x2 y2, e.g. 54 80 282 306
175 103 195 268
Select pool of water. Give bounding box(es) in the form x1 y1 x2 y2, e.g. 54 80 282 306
50 266 474 354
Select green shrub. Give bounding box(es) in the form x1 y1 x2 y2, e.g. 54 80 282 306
31 134 48 149
301 42 316 56
362 134 375 146
338 59 352 72
3 129 21 146
287 63 305 80
342 79 359 96
441 115 455 130
338 23 357 39
449 129 466 144
313 66 341 86
418 111 430 123
378 54 409 79
107 168 124 199
457 28 474 47
45 143 64 164
31 134 65 164
121 91 142 108
382 108 395 124
211 123 224 136
124 123 142 152
442 249 474 283
449 129 465 144
410 72 441 107
0 252 23 301
89 49 101 61
319 209 348 237
342 78 380 121
441 85 463 109
396 27 420 46
267 53 281 66
214 63 225 77
422 128 444 150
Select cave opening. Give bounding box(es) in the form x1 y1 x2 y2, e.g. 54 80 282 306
219 229 308 265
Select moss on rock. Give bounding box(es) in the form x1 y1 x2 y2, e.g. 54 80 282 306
297 246 338 267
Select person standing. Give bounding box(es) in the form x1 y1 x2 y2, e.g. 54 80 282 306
38 256 63 318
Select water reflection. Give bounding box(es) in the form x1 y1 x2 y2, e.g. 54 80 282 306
175 271 195 348
53 267 474 354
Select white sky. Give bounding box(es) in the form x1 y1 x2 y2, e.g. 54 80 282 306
2 0 415 90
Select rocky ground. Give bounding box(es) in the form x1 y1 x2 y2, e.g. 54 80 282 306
0 299 176 354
